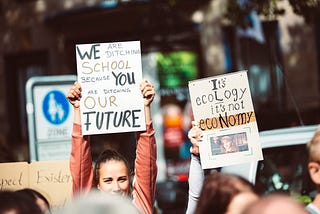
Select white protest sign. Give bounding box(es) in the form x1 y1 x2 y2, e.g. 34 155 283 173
188 71 263 169
76 41 146 135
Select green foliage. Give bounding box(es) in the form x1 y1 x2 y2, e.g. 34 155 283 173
224 0 285 28
156 51 198 88
297 194 313 205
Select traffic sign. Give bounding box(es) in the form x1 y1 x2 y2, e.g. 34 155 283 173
42 90 70 125
26 75 76 161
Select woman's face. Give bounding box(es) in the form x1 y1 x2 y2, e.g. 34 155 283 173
222 137 232 151
97 160 130 196
213 136 219 143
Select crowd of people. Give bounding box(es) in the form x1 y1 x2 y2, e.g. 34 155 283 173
186 121 315 214
1 79 320 214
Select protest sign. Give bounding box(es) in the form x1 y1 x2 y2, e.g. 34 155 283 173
0 160 72 210
188 71 263 169
29 160 72 209
76 41 146 135
0 162 28 191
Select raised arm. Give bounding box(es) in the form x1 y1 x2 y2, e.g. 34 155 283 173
132 80 157 214
66 82 94 196
186 122 205 214
140 79 155 124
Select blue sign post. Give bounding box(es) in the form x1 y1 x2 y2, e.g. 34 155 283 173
26 75 76 161
42 90 70 125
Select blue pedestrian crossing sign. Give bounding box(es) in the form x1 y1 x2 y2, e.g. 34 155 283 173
26 75 77 161
42 90 70 125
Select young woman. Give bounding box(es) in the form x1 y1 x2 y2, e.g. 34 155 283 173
66 80 157 214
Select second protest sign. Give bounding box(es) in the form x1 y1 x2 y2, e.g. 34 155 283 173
188 71 263 169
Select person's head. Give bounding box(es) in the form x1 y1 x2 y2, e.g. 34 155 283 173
227 192 259 214
0 190 42 214
221 136 237 153
195 172 258 214
242 193 308 214
307 129 320 191
212 136 220 144
15 188 50 214
94 149 132 197
58 190 140 214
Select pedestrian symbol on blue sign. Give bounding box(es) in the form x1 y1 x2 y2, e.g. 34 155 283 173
42 90 69 125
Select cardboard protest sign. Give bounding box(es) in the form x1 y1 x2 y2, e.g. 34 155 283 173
29 160 72 209
0 160 72 210
76 41 146 135
188 71 263 169
0 162 28 191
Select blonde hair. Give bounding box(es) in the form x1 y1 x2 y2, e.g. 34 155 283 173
307 129 320 162
58 190 140 214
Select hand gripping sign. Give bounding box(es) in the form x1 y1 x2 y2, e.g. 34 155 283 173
188 71 263 169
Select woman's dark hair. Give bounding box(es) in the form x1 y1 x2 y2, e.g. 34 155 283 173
0 190 42 214
195 172 256 214
94 149 133 192
16 188 50 212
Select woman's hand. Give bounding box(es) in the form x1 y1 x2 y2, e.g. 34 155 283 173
188 121 202 156
66 81 82 109
140 80 155 107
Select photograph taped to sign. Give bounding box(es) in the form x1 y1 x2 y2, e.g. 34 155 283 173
75 40 146 135
26 75 76 161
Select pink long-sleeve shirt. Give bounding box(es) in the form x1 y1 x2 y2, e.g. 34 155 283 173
70 122 157 214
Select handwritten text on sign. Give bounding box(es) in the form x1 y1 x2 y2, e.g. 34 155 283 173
188 71 263 169
189 73 256 131
76 41 146 135
0 161 72 210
